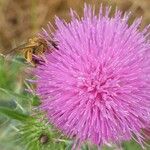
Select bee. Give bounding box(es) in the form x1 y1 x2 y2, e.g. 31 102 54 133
0 36 58 66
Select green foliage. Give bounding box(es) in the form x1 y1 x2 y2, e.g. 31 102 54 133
16 116 68 150
122 140 142 150
0 56 25 91
31 95 41 106
0 56 71 150
0 106 32 122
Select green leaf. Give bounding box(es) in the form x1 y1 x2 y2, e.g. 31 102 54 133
32 95 41 106
0 106 32 122
0 88 29 100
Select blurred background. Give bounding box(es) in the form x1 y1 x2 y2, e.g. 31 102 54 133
0 0 150 150
0 0 150 50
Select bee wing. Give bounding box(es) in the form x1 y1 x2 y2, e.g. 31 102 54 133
0 43 27 55
1 43 36 55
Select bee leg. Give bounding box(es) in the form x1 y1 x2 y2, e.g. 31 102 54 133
24 49 33 64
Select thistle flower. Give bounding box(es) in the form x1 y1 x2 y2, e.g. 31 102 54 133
35 4 150 148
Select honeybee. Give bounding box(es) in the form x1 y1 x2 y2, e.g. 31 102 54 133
0 36 58 66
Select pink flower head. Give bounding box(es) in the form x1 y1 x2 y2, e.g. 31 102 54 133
35 4 150 147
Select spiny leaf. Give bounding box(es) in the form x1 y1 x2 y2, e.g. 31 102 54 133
0 106 33 122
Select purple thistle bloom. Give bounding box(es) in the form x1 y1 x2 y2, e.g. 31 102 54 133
35 4 150 147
